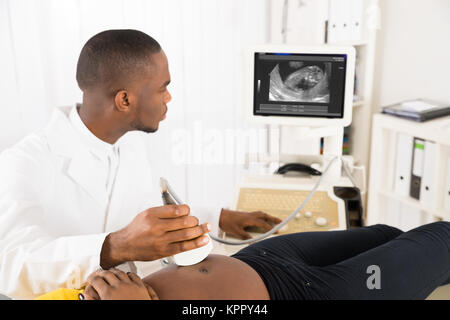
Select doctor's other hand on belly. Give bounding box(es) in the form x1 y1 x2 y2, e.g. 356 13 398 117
100 204 211 269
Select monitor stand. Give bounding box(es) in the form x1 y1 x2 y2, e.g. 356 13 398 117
279 125 344 182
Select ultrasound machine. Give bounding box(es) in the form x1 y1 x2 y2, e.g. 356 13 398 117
220 44 363 249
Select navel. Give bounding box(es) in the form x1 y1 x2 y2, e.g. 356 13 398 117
198 266 209 274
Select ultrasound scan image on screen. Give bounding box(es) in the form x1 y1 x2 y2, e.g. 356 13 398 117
254 52 347 118
269 61 331 103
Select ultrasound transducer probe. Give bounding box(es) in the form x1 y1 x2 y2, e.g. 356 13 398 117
159 177 213 266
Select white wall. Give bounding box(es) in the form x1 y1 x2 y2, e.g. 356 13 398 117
373 0 450 110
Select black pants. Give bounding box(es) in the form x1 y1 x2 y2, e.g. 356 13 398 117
232 222 450 299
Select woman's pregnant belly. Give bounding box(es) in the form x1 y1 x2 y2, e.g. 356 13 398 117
143 254 270 300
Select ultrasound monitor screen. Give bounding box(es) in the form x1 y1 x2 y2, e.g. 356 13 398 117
254 53 347 118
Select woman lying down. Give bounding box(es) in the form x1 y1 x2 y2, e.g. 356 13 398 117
39 222 450 300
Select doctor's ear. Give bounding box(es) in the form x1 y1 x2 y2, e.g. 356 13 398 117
114 89 131 111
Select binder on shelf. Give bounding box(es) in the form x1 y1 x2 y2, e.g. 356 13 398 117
327 0 340 43
341 0 353 42
394 133 413 197
410 138 425 200
444 156 450 212
328 0 352 43
349 0 363 42
419 140 436 207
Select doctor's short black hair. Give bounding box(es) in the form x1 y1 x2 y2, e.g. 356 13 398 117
76 29 162 92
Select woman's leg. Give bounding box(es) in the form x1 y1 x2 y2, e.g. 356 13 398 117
317 221 450 299
235 224 403 267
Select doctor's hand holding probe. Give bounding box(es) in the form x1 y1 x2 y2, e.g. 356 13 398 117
99 204 212 269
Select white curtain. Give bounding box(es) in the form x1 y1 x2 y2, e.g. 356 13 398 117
0 0 269 209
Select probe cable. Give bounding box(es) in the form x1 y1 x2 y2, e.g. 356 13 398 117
161 155 359 245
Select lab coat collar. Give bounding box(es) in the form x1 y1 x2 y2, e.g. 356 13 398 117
44 105 109 205
69 104 117 162
44 105 82 158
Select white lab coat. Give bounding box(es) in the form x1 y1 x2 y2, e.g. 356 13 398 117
0 105 221 299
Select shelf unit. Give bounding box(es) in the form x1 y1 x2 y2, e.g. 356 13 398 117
366 113 450 227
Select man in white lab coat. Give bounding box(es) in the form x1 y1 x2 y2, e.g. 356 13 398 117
0 29 281 299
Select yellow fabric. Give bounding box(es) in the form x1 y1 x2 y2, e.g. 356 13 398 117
35 288 84 300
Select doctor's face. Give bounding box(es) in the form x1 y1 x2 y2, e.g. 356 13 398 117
131 50 171 133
